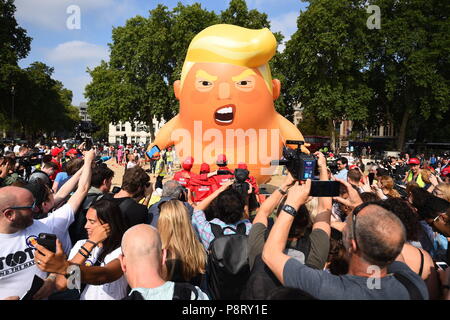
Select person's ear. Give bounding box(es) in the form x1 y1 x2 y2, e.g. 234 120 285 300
272 79 281 101
119 254 126 273
3 209 14 221
350 239 358 253
174 80 181 100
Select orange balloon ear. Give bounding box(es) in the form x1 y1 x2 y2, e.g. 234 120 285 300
272 79 281 101
174 80 181 100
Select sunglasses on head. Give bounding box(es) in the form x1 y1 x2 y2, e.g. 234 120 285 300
2 200 38 213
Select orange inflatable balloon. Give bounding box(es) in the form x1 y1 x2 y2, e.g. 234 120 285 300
149 24 308 184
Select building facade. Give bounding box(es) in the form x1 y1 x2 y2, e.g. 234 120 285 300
108 116 165 145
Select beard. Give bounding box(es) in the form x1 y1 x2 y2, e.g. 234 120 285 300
11 212 34 230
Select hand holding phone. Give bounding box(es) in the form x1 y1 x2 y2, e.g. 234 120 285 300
37 233 57 253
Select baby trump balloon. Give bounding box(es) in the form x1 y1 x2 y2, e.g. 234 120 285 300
149 24 308 184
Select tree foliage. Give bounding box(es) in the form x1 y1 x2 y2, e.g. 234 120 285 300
85 0 282 140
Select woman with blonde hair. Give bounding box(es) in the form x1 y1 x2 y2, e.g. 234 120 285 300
433 183 450 202
375 175 400 199
157 199 207 286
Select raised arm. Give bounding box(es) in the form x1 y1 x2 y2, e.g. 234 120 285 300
313 152 332 236
53 168 83 207
194 180 233 212
252 173 294 226
262 180 311 284
66 149 95 213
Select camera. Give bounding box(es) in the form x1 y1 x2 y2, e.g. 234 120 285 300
271 140 316 181
74 121 99 151
232 168 250 198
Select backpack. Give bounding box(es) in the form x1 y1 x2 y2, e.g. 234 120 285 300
122 282 199 300
241 229 312 300
207 223 250 300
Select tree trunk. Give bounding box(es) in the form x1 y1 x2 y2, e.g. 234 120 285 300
330 119 336 153
397 111 410 151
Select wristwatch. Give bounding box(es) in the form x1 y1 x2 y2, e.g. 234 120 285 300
282 204 297 217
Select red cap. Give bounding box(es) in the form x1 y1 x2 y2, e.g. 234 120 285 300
182 157 194 170
217 154 227 165
237 163 247 170
200 163 210 173
441 167 450 177
408 158 420 165
51 147 64 157
66 148 77 155
349 165 358 170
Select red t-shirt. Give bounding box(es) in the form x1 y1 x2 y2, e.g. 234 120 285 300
173 170 193 188
189 174 217 203
49 158 62 181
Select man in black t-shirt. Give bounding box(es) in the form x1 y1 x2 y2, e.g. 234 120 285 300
113 166 152 228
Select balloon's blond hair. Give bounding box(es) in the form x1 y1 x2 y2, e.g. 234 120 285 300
180 24 277 93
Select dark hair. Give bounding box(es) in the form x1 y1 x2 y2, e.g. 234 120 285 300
360 192 381 203
121 166 149 196
420 196 450 220
347 168 362 183
215 189 245 224
65 158 84 176
91 165 114 188
409 186 433 218
377 198 420 241
338 157 348 166
90 199 127 263
42 161 58 171
327 228 348 275
376 168 389 177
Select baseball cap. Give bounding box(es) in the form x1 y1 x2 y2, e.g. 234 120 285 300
217 154 227 165
408 158 420 165
200 163 210 173
441 167 450 177
237 163 248 170
66 148 78 156
182 157 194 170
51 147 64 157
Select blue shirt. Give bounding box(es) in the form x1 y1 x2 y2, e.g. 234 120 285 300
334 168 348 180
54 172 71 191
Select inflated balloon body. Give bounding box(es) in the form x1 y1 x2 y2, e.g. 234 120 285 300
149 24 308 184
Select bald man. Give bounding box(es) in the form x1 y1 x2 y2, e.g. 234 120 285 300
263 180 429 300
0 187 54 299
119 224 208 300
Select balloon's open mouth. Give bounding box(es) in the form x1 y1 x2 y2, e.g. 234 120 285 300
214 104 235 125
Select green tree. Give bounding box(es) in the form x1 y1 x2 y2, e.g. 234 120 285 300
366 0 450 150
282 0 373 150
0 0 32 130
86 1 280 141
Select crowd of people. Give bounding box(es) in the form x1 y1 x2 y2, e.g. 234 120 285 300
0 140 449 300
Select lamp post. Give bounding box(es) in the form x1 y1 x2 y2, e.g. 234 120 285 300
11 84 15 140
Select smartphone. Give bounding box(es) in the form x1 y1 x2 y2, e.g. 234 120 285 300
20 275 45 300
310 180 340 197
146 145 160 159
84 138 93 151
37 233 57 253
368 172 375 186
112 186 121 194
436 262 448 270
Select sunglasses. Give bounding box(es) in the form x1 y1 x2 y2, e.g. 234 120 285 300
2 200 38 213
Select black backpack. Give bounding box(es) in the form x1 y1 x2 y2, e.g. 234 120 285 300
206 223 250 300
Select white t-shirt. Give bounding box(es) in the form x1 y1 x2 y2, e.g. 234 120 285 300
40 203 75 255
126 161 137 169
0 220 50 299
69 240 128 300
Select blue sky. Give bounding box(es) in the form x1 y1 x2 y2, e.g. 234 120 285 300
15 0 308 106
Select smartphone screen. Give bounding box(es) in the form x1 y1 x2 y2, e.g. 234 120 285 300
368 173 375 186
310 181 340 197
146 145 160 159
303 160 316 180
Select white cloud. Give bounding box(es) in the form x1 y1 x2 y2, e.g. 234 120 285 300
14 0 126 31
47 41 109 66
270 11 299 43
